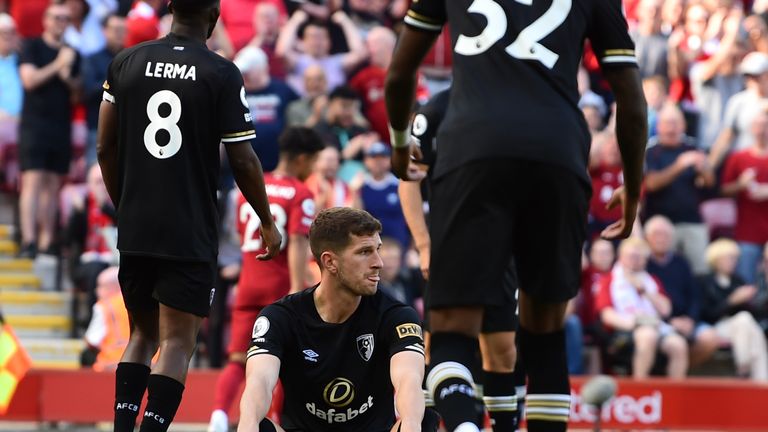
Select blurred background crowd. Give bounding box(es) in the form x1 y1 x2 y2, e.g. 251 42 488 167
0 0 768 382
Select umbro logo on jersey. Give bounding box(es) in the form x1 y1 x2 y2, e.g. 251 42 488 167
303 349 319 362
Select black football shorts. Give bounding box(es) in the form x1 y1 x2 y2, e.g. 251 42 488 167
428 157 589 308
423 263 518 333
118 254 217 317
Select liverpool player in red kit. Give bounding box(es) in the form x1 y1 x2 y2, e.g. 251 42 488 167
208 127 325 432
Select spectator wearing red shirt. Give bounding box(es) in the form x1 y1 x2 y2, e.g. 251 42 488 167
588 131 623 240
668 4 711 105
597 237 688 379
579 238 615 330
722 107 768 284
243 2 286 79
349 26 427 143
220 0 285 52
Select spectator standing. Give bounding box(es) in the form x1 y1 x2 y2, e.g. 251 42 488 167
18 3 81 258
220 0 286 52
690 8 745 150
667 3 710 105
699 239 768 381
597 238 688 379
645 215 719 366
631 0 669 80
359 142 408 249
276 10 366 96
349 26 399 141
244 2 286 79
0 13 21 120
710 52 768 167
644 104 712 275
235 45 298 172
81 13 124 167
721 107 768 283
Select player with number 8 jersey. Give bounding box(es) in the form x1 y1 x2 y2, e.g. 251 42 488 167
102 34 257 261
97 3 282 431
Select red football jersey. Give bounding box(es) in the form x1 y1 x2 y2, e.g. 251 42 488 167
722 149 768 244
235 173 315 307
589 164 623 222
349 66 429 142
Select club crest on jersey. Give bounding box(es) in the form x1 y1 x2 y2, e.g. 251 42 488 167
356 334 374 362
252 316 270 339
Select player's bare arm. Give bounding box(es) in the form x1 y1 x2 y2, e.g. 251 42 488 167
96 100 119 205
238 354 282 432
390 350 426 432
288 234 310 293
600 67 648 241
226 141 282 260
384 27 437 181
398 181 430 280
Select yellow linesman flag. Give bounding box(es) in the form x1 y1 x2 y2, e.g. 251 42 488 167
0 323 31 415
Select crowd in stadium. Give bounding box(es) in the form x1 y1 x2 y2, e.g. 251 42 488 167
1 0 768 383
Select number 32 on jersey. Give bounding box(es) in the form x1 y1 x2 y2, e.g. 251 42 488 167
240 202 288 252
456 0 572 69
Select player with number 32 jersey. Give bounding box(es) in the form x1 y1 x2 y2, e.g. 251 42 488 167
405 0 636 185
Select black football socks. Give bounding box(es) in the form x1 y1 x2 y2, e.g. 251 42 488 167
427 332 484 431
138 374 185 432
518 327 570 432
483 370 517 432
114 362 150 432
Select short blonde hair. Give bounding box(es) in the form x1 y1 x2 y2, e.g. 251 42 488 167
618 237 651 257
705 239 740 269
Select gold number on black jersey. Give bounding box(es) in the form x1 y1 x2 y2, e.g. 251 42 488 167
455 0 572 69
